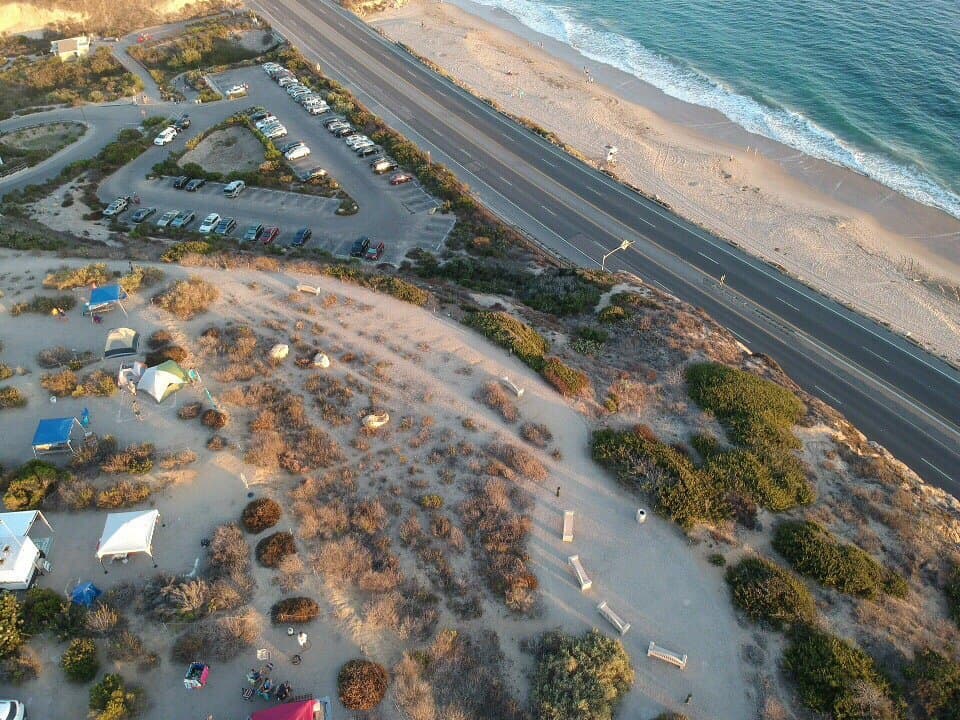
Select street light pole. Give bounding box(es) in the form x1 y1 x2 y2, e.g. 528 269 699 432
601 239 633 271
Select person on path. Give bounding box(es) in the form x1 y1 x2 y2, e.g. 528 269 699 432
556 486 560 498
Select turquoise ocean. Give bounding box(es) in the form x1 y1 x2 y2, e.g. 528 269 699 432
464 0 960 219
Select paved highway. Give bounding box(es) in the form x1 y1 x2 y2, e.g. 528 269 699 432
248 0 960 495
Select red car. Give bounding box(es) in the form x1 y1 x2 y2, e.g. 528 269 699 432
389 171 414 186
261 226 280 245
364 241 385 261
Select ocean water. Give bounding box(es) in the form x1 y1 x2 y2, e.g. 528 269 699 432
464 0 960 219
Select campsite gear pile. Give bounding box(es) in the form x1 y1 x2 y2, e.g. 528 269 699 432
184 662 210 690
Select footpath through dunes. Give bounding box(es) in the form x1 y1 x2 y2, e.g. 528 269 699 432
0 252 750 719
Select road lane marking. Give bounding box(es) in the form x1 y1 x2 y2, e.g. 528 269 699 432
777 297 801 313
542 206 556 216
862 346 890 364
921 457 954 482
542 159 556 167
813 385 843 406
498 175 514 187
697 251 719 264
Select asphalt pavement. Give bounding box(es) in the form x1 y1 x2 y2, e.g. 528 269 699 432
247 0 960 495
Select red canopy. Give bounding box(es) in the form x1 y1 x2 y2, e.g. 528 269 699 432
251 700 318 720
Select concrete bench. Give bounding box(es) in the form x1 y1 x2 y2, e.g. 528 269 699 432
597 600 630 635
296 283 321 295
500 375 524 398
562 510 574 542
647 641 687 670
568 555 592 591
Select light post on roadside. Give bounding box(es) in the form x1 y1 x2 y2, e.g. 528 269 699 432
601 239 633 271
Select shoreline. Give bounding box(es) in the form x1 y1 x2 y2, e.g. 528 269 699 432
369 0 960 363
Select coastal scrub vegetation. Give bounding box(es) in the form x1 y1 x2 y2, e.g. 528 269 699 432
946 565 960 627
463 311 548 370
3 460 68 510
241 498 281 534
772 520 908 599
154 276 219 320
724 556 815 629
531 629 634 720
0 387 27 410
337 659 389 710
89 673 141 720
903 649 960 720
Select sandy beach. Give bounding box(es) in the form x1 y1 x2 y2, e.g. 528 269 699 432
370 0 960 364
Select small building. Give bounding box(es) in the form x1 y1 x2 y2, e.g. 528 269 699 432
50 36 90 61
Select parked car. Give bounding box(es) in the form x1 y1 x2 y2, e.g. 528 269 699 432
154 126 177 145
214 217 237 235
333 126 356 138
306 104 329 116
156 210 179 228
130 207 156 223
264 125 288 139
357 145 382 158
345 135 369 147
326 122 350 133
170 210 195 229
349 236 370 258
255 116 279 130
390 172 415 186
279 141 304 154
0 699 25 720
242 223 264 242
261 226 280 245
285 145 311 160
278 76 298 87
223 180 246 198
322 117 347 129
226 84 248 97
305 166 328 179
174 114 191 130
250 110 271 122
352 141 375 152
372 158 398 174
102 197 129 217
185 178 206 192
292 227 312 247
364 240 386 261
172 175 190 189
198 213 221 234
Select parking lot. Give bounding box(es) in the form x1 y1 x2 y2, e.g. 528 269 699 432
98 65 456 263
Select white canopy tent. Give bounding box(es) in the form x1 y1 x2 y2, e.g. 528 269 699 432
96 509 160 566
0 511 54 590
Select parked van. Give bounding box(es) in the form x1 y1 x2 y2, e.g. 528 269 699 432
223 180 246 198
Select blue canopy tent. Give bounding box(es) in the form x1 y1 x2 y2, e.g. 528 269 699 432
70 582 101 607
83 284 128 319
31 417 84 457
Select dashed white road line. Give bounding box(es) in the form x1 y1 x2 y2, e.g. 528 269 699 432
777 296 801 313
697 251 719 264
862 346 890 364
921 457 954 482
814 385 843 406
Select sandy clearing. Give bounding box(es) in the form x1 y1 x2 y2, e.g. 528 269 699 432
179 125 265 174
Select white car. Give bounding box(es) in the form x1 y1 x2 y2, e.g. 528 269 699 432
154 126 177 145
223 180 246 198
255 116 279 129
284 145 311 160
265 126 288 139
0 699 25 720
198 213 221 234
262 62 280 72
306 105 329 116
226 84 247 97
345 135 369 146
278 76 298 87
102 197 129 217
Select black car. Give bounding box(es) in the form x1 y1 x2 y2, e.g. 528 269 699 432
185 178 206 192
130 207 157 223
349 236 370 258
322 116 346 128
279 140 304 154
250 110 270 122
333 127 356 138
172 175 189 189
292 227 312 247
174 114 191 130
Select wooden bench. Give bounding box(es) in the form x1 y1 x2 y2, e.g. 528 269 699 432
647 641 687 670
597 600 630 635
568 555 592 591
296 283 321 295
562 510 574 542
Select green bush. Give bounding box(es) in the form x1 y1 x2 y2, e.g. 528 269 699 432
463 311 548 370
773 520 907 599
3 459 67 510
43 264 111 290
320 265 430 306
598 304 627 323
21 588 63 635
420 494 444 510
61 637 99 682
577 326 608 343
10 294 77 316
0 593 24 658
725 557 815 629
783 625 894 719
518 269 613 316
89 673 140 720
946 565 960 627
904 649 960 720
0 365 13 381
0 386 26 409
532 629 634 720
160 241 214 263
542 357 591 398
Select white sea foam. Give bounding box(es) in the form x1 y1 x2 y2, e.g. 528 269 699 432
464 0 960 219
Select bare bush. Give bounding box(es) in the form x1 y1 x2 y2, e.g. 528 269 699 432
520 423 553 448
178 402 203 420
172 609 261 663
475 382 517 423
351 498 388 535
256 532 296 568
295 499 349 540
487 442 548 482
154 276 219 320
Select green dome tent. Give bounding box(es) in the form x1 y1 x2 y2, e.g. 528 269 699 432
136 360 187 403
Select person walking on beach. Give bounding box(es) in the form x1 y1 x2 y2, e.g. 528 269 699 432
556 486 561 498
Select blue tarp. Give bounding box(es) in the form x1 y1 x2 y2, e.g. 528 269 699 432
70 582 101 607
89 285 127 308
31 418 77 448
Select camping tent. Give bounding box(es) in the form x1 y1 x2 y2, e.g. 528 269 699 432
0 511 54 591
251 699 330 720
104 327 140 359
136 360 187 403
70 581 101 607
83 284 128 317
31 417 84 456
96 509 160 562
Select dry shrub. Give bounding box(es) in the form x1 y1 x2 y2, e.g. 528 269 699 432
52 477 94 510
73 370 116 397
0 646 42 684
276 553 305 591
241 498 282 533
475 381 517 423
178 402 203 420
37 346 95 370
256 531 296 568
295 499 349 540
208 524 253 597
158 450 197 470
338 659 389 710
40 369 77 397
520 423 553 448
43 263 110 290
172 609 261 663
351 498 388 535
85 603 121 636
147 330 174 349
154 276 219 320
359 568 403 594
315 536 373 581
207 435 228 451
96 481 152 509
488 442 548 482
201 409 228 429
270 596 320 624
145 345 188 367
101 443 154 475
399 514 424 548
